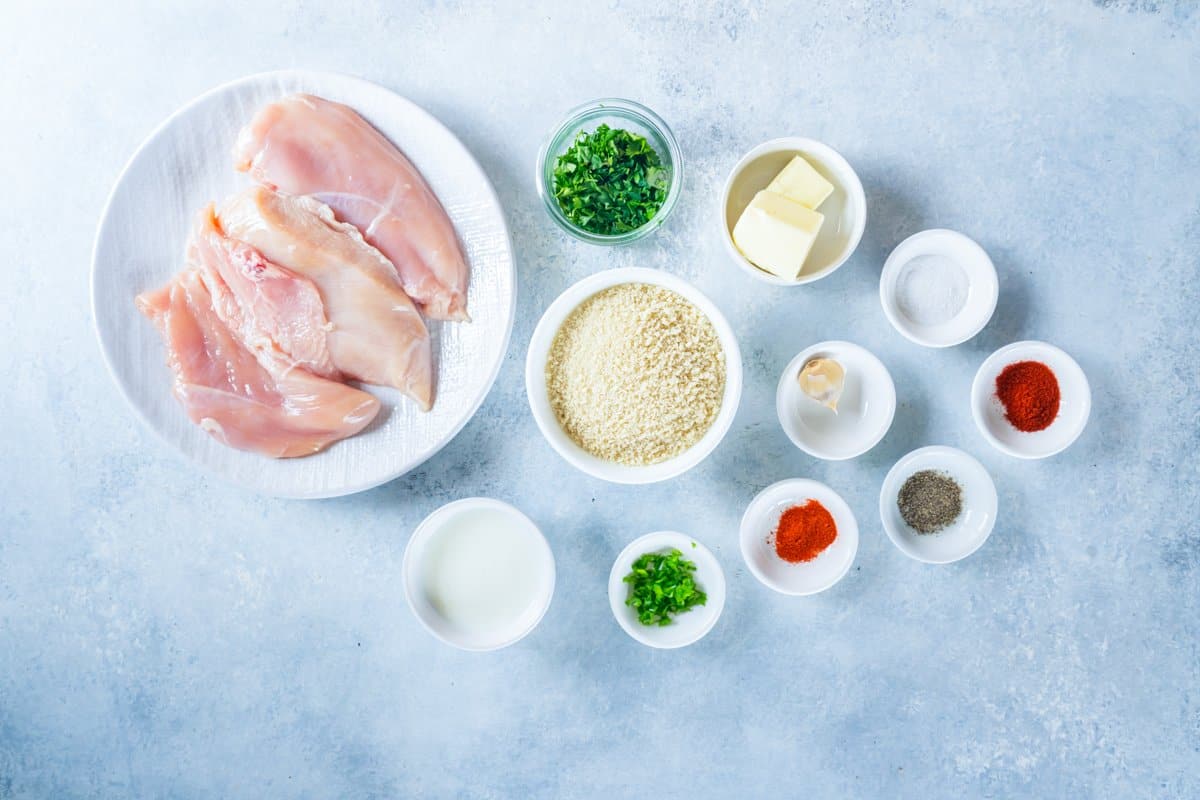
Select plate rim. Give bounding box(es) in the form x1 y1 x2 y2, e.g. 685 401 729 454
90 68 516 499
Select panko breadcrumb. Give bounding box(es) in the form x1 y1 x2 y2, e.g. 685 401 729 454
545 283 725 465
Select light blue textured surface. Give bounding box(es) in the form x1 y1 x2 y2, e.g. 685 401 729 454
1 2 1197 797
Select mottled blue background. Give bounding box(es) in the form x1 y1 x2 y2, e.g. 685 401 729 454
2 1 1197 797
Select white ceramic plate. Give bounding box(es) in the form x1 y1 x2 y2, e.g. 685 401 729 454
525 267 743 484
91 70 515 498
880 229 999 347
720 137 866 285
739 479 859 595
608 531 726 649
879 446 998 564
971 341 1091 459
403 498 555 651
776 341 896 460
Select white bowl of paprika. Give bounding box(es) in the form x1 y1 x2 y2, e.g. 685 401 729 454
971 340 1091 459
739 479 859 596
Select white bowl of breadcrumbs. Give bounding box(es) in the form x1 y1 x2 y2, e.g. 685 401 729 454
526 267 743 484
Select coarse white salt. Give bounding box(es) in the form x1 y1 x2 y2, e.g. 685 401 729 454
895 254 969 326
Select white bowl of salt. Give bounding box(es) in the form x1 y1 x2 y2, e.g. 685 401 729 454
880 229 998 348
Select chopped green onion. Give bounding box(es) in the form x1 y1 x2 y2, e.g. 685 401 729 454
623 548 706 626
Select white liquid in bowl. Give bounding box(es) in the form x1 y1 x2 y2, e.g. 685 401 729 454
419 506 547 637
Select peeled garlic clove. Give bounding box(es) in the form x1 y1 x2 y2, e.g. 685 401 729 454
798 357 845 412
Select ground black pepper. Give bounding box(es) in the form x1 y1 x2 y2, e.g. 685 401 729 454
897 470 963 534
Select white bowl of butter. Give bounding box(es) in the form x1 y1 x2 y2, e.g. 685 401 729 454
721 138 866 285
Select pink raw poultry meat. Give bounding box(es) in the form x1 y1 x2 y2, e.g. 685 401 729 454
218 187 434 411
135 270 380 459
234 93 470 321
190 205 338 380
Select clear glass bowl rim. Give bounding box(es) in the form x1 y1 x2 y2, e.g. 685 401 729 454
535 97 683 245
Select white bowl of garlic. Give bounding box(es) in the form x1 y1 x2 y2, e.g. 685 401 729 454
720 138 867 286
776 341 896 460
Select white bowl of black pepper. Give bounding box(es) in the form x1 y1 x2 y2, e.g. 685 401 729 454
879 445 998 564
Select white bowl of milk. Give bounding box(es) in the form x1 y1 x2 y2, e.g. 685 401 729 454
403 498 556 651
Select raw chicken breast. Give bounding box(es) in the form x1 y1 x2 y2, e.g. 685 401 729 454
136 270 380 459
190 205 338 379
218 186 434 411
233 93 470 321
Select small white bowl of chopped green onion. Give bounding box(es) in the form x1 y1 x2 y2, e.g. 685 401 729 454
536 98 682 245
525 267 743 484
608 531 726 649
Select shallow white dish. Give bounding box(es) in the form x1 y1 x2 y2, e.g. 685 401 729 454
971 341 1091 459
879 446 998 564
91 70 516 498
608 531 726 649
739 479 859 595
525 267 743 484
403 498 555 651
880 229 999 347
720 137 866 285
776 341 896 460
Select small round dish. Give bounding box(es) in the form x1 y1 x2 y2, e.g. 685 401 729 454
776 341 896 460
720 137 866 285
739 479 859 595
403 498 555 652
535 98 683 245
879 446 998 564
525 267 743 484
608 531 726 649
971 341 1091 459
880 229 999 347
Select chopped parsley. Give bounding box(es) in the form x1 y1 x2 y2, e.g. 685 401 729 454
552 124 669 235
623 548 707 626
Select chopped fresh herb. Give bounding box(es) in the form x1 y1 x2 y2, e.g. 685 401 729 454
552 124 669 235
623 548 707 626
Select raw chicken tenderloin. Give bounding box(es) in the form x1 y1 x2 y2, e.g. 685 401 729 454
190 205 339 380
218 187 434 411
136 270 380 459
233 94 470 321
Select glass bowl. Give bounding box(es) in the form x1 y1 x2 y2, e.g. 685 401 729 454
535 98 683 245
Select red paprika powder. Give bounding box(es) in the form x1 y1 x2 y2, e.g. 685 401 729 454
995 360 1060 432
774 499 837 563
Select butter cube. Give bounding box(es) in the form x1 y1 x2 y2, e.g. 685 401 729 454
732 190 825 280
766 155 834 210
